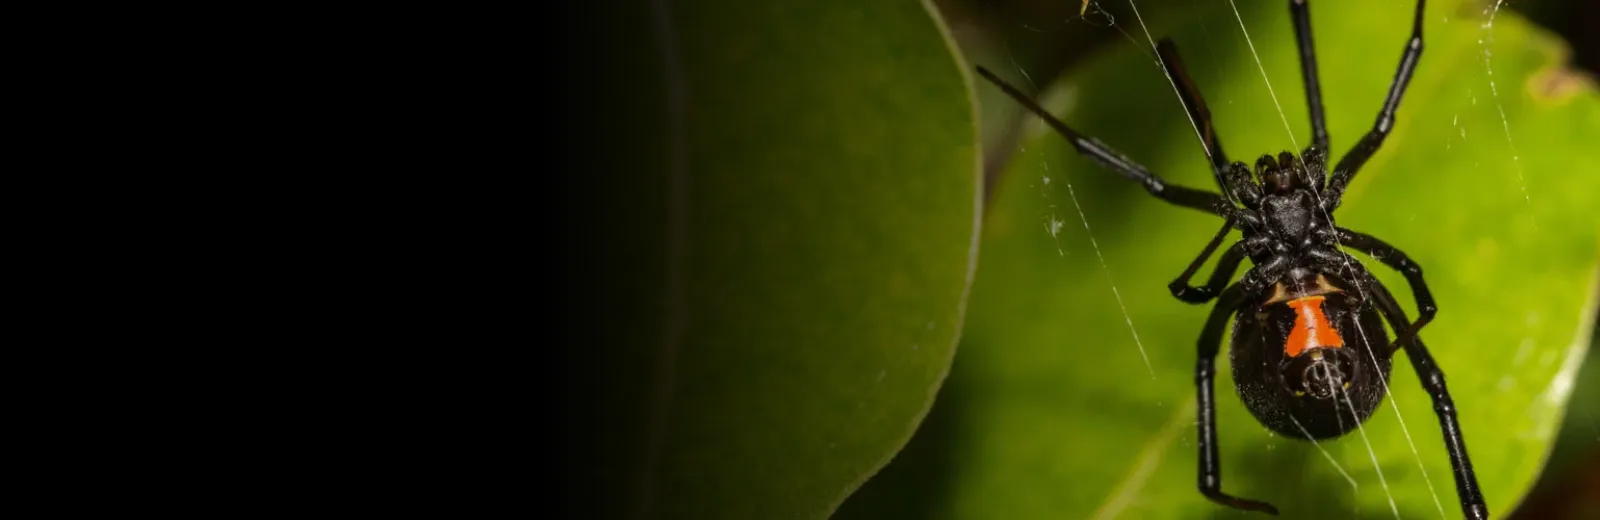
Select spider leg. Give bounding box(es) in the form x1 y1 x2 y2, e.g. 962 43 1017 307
976 66 1233 216
1348 269 1489 520
1195 284 1277 515
1323 0 1425 211
1289 0 1330 152
1195 257 1287 515
1335 227 1436 351
1169 222 1271 303
1298 146 1327 201
1155 39 1232 197
1170 221 1237 303
1224 161 1262 210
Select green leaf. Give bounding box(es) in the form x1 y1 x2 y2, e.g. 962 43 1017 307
836 0 1597 518
591 2 980 519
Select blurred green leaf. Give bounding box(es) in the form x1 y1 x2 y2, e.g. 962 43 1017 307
602 2 980 520
838 0 1597 518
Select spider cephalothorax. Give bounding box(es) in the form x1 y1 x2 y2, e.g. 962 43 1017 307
975 0 1484 518
1250 150 1327 239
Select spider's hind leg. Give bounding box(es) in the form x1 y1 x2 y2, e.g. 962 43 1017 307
1349 270 1488 520
1195 284 1279 515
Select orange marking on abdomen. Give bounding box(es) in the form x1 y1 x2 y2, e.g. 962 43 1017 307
1285 295 1345 358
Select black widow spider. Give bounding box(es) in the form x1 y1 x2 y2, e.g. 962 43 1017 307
975 0 1487 518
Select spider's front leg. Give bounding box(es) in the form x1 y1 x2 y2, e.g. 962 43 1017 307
974 66 1233 217
1155 38 1232 196
1323 0 1427 211
1289 0 1331 152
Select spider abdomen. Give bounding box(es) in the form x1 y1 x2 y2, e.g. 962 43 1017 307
1230 286 1394 440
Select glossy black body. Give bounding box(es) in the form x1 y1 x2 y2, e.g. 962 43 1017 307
975 1 1486 517
1231 283 1393 440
